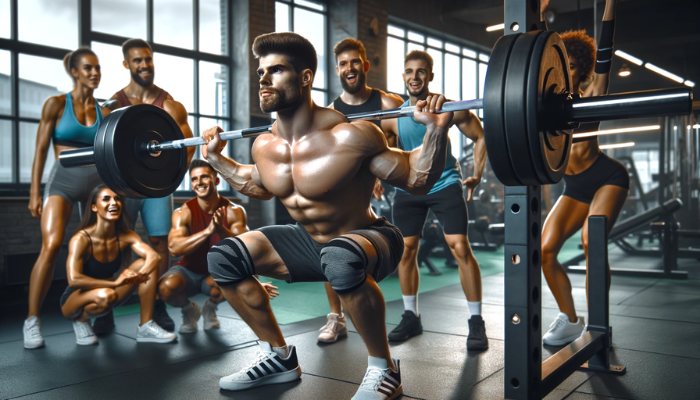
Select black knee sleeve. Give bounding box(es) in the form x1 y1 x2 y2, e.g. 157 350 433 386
207 237 255 286
320 237 369 294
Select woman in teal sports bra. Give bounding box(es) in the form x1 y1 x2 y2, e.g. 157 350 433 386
23 48 111 349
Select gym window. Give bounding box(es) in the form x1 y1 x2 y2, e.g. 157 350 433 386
387 23 489 161
0 0 233 197
275 0 328 107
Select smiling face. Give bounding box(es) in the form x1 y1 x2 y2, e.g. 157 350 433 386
190 166 219 199
91 188 122 222
336 50 368 95
403 59 432 97
72 54 101 89
124 47 155 87
257 53 307 113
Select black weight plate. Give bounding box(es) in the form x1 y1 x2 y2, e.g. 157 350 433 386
526 31 572 184
95 107 131 197
101 104 186 198
483 33 520 186
503 31 542 186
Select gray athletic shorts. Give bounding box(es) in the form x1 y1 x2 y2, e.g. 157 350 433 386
44 162 103 212
160 265 212 297
257 217 404 284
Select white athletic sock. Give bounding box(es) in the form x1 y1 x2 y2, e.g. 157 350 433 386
368 355 388 369
272 344 290 358
402 295 418 316
468 301 482 316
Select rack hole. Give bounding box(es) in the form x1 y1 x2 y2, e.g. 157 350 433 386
532 250 540 266
511 378 520 388
511 254 521 264
532 286 539 304
530 0 538 13
532 314 540 331
511 203 521 214
531 222 539 239
510 22 520 32
531 197 539 215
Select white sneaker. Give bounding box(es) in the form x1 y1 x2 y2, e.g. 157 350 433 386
23 316 44 349
317 313 348 343
543 312 585 346
137 320 178 343
202 300 220 330
179 301 201 333
219 341 301 391
73 320 98 346
352 357 403 400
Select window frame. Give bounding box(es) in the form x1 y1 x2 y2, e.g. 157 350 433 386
275 0 328 106
0 0 234 198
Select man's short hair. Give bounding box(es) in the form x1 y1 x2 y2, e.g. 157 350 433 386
122 38 152 60
560 30 597 84
252 32 317 76
404 50 433 73
333 38 367 62
189 159 216 176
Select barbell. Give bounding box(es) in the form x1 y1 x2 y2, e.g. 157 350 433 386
59 30 692 198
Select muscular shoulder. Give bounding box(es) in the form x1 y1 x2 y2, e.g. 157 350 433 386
42 95 66 119
68 231 90 253
332 119 387 156
378 90 404 109
251 132 278 161
227 202 247 219
175 203 192 222
163 99 188 120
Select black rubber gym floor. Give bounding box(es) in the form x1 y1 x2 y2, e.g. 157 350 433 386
1 248 699 400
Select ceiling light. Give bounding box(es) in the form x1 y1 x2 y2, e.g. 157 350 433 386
693 124 700 129
614 50 643 66
573 125 660 139
600 142 635 150
685 80 695 87
645 63 684 83
486 23 504 32
618 63 631 77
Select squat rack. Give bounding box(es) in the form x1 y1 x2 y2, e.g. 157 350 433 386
502 1 625 399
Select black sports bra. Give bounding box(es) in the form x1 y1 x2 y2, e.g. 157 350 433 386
82 230 122 279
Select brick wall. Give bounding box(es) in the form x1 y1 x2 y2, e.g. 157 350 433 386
358 0 389 92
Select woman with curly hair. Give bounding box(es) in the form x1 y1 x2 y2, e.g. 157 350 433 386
60 185 177 345
541 0 629 346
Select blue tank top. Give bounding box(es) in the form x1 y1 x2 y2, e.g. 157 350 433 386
397 99 461 194
52 93 104 147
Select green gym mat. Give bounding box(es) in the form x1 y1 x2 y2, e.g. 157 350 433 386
111 231 600 325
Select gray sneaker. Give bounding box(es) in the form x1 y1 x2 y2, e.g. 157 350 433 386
179 301 201 333
543 313 585 346
137 320 178 343
73 320 98 346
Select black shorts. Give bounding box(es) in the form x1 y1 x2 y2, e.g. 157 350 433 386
257 217 404 284
60 286 78 308
392 183 469 237
563 153 630 204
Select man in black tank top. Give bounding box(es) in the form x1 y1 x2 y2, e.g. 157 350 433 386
316 38 405 344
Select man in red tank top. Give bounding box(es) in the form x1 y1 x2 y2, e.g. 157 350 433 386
101 38 196 333
158 160 256 333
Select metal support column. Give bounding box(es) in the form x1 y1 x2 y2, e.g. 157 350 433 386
504 186 542 399
503 2 542 399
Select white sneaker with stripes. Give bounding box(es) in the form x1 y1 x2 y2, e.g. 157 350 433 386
219 341 301 391
352 357 403 400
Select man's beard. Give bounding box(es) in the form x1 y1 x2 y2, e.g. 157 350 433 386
259 85 301 114
340 70 366 95
131 69 154 87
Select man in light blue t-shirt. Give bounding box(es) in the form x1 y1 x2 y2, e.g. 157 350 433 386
381 50 489 350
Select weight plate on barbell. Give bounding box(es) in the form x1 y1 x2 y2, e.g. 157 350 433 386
95 104 187 198
503 31 543 186
483 33 520 186
526 31 572 184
